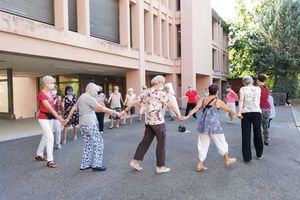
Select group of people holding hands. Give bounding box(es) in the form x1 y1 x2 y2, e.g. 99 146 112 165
35 73 274 174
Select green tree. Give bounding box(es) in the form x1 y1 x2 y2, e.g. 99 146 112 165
228 0 259 78
250 0 300 97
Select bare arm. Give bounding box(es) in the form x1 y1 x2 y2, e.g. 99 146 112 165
65 103 78 121
165 102 181 117
41 100 63 121
123 95 128 106
238 92 245 115
95 104 117 115
120 94 124 105
187 98 204 118
218 100 236 116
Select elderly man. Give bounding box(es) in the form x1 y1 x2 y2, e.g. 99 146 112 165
66 83 120 171
121 75 184 174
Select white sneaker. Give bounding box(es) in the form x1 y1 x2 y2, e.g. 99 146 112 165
130 160 143 171
156 166 171 174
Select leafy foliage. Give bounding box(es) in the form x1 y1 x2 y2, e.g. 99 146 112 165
229 0 300 97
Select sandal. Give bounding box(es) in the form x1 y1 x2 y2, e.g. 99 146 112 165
47 161 58 168
109 126 114 129
35 155 47 161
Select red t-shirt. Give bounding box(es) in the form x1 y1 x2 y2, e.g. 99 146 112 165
37 91 54 119
185 90 198 103
259 86 271 109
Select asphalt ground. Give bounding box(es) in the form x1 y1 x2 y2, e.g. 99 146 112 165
0 106 299 200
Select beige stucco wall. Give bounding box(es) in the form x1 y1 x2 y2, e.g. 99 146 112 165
0 0 230 115
13 77 37 119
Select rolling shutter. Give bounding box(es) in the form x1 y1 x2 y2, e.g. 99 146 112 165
68 0 77 32
0 0 54 25
90 0 120 43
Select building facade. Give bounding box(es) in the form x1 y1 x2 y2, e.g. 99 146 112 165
0 0 229 119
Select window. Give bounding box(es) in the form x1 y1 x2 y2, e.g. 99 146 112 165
212 49 216 70
176 24 181 57
153 15 160 55
0 70 8 113
130 4 133 48
176 0 180 11
212 21 215 40
68 0 78 32
58 75 80 96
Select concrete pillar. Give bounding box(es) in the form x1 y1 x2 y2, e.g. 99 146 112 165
54 0 68 30
120 0 130 46
196 76 212 97
126 0 145 93
165 73 179 96
77 0 90 35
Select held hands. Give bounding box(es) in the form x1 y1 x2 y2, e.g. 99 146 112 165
59 117 67 126
176 115 186 122
236 113 243 119
119 110 127 117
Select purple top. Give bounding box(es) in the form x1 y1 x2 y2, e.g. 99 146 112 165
197 98 222 134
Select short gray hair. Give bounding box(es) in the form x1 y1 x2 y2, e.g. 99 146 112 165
242 76 253 86
86 82 99 92
128 88 134 92
151 75 165 85
41 75 55 86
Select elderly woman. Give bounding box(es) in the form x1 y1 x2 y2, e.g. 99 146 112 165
237 76 264 164
95 86 107 134
108 86 124 129
163 85 179 121
123 88 136 125
122 75 184 174
62 86 79 143
183 84 241 171
35 76 65 168
66 83 120 171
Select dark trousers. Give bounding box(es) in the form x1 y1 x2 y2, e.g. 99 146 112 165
96 112 105 132
134 124 166 167
185 103 197 118
241 112 264 162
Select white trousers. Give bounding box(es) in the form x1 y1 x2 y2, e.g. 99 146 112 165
37 119 54 161
198 133 228 161
53 119 62 145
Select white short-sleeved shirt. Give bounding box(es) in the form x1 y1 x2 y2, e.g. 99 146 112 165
77 93 99 125
240 86 261 113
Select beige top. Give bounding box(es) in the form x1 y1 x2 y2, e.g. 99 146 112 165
126 94 136 106
110 92 121 108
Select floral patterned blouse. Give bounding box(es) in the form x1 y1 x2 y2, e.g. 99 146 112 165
136 88 170 125
96 93 106 107
240 86 261 113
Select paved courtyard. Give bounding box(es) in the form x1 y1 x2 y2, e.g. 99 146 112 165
0 107 300 200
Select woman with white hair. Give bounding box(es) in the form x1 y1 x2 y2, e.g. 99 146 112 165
35 75 65 168
123 88 136 125
121 75 184 174
95 85 107 134
237 75 264 164
108 86 124 129
66 83 120 171
163 85 179 121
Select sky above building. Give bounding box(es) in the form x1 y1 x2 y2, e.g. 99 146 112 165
211 0 255 21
